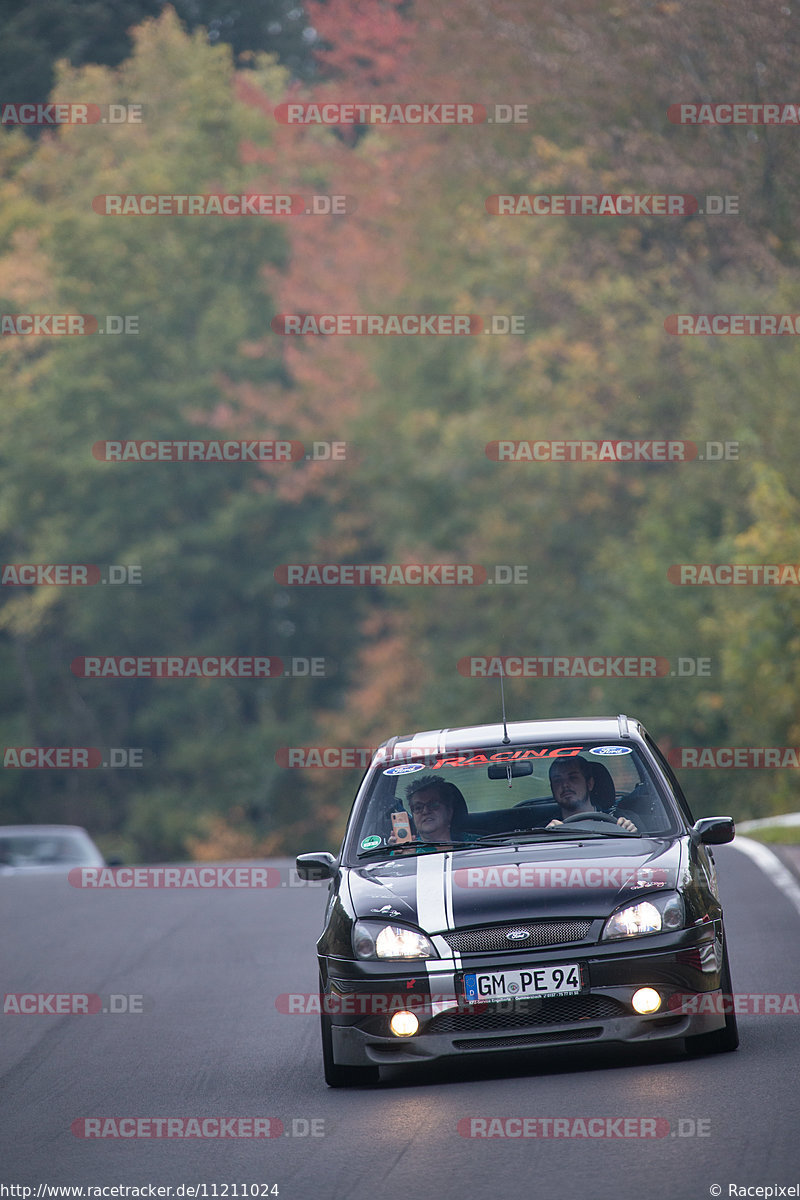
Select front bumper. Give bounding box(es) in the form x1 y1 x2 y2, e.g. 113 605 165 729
321 923 728 1066
332 1006 720 1066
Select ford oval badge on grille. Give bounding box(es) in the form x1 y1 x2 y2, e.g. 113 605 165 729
506 929 530 941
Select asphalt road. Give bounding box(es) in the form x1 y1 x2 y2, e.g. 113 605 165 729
1 842 799 1200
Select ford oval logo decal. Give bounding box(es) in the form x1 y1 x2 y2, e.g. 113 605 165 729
506 929 530 941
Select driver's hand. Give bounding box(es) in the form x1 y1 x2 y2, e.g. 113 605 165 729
616 816 637 832
545 819 564 829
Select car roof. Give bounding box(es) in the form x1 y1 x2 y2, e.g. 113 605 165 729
0 825 93 835
376 715 646 761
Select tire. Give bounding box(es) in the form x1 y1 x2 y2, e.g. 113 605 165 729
320 1009 380 1087
684 948 739 1056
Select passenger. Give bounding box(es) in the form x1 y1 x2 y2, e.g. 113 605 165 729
387 774 472 847
546 757 637 832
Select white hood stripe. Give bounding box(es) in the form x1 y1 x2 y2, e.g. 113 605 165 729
444 852 457 930
416 852 462 975
416 853 448 932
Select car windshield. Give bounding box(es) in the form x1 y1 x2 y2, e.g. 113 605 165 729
348 741 680 860
0 832 98 867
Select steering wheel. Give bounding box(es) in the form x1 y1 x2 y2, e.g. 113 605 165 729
560 811 621 825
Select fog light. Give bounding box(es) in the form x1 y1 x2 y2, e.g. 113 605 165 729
632 987 662 1014
389 1010 419 1037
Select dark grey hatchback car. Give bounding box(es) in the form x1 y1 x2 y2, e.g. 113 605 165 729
297 715 738 1086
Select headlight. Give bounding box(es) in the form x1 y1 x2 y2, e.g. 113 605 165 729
352 920 437 960
601 892 685 940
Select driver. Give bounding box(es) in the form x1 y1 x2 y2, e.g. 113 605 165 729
546 757 637 832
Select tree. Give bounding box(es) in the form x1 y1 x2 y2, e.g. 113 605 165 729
0 0 318 132
0 10 365 858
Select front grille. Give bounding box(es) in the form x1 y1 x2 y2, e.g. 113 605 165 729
443 920 593 954
429 994 628 1035
453 1027 603 1050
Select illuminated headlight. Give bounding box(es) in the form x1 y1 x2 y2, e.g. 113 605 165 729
352 920 437 960
601 892 684 940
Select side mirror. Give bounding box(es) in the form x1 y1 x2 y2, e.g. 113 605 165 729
692 816 735 845
296 851 337 881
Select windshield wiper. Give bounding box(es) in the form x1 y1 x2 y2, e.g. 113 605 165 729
545 827 640 839
467 831 561 846
468 827 639 844
357 839 473 859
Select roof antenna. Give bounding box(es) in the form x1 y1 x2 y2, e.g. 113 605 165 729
500 664 511 745
499 663 513 786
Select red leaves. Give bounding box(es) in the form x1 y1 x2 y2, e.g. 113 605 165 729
304 0 416 87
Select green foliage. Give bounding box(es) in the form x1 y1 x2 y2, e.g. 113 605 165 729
0 0 317 125
742 824 800 845
0 11 368 857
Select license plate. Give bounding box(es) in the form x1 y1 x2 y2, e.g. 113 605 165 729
463 964 581 1003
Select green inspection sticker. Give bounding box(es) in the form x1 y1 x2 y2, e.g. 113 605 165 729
360 835 382 850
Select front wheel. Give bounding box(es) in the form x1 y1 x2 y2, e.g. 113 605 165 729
320 1009 380 1087
684 948 739 1056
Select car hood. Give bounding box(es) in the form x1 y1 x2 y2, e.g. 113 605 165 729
346 838 683 932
